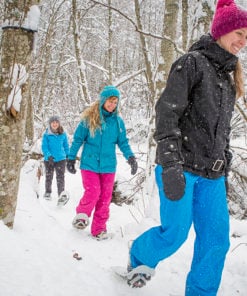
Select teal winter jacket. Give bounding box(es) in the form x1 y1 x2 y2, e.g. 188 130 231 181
68 110 134 173
42 128 69 162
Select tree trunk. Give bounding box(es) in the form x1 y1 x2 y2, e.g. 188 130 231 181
188 1 214 47
0 1 40 228
72 0 91 105
182 0 189 51
134 0 155 100
145 0 179 219
108 0 113 84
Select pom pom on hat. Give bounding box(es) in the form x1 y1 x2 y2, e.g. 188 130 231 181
49 115 60 124
100 85 120 103
211 0 247 40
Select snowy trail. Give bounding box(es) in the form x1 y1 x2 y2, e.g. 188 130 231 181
0 159 246 296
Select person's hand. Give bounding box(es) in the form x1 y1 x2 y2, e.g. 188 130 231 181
162 164 185 201
67 159 76 174
128 156 138 175
48 156 54 167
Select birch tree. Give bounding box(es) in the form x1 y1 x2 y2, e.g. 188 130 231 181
0 1 40 228
144 0 180 218
72 0 91 105
35 1 67 114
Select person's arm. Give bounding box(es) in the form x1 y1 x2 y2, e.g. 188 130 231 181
154 53 199 200
117 117 134 160
117 118 137 175
154 53 198 167
63 132 70 157
67 121 87 160
41 132 51 161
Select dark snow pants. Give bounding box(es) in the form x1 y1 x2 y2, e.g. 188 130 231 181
44 160 66 196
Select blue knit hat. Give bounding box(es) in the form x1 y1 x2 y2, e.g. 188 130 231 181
99 85 120 129
100 85 120 105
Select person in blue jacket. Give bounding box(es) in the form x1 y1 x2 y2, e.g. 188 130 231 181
67 85 138 240
124 0 247 294
41 116 69 204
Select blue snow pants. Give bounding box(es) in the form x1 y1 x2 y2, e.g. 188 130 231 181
130 165 230 296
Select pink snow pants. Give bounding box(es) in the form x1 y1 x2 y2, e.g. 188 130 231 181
76 169 115 236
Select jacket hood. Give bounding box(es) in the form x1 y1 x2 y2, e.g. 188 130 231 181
189 34 238 72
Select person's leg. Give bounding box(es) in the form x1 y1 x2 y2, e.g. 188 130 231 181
54 160 66 196
130 165 197 269
91 173 115 236
185 176 229 296
44 161 54 194
76 170 101 217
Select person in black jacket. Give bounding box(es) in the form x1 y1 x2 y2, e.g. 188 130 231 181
125 0 247 294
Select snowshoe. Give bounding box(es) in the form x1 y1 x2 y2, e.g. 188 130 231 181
92 231 114 241
72 213 89 229
57 191 70 206
43 192 51 200
112 265 155 288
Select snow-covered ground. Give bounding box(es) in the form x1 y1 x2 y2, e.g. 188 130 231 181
0 157 247 296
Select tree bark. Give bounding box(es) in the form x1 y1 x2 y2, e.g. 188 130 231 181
0 1 40 228
72 0 91 105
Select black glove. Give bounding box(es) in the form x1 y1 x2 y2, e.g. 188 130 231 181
162 164 185 201
48 156 54 167
128 156 138 175
67 159 76 174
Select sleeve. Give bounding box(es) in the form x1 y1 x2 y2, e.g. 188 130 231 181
63 133 70 157
117 117 134 160
154 53 199 167
41 132 51 161
67 121 88 160
224 128 233 177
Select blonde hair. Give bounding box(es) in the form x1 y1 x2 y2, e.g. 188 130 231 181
234 60 245 99
81 101 101 136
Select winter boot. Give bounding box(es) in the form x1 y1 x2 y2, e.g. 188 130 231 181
72 213 89 229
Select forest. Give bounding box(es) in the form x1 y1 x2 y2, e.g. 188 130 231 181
0 0 247 228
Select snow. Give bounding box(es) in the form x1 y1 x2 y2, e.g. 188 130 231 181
7 64 28 112
2 5 40 32
0 156 247 296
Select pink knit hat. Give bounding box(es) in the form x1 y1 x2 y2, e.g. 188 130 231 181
211 0 247 40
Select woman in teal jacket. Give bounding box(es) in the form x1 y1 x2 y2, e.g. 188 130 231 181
67 85 137 240
41 116 69 204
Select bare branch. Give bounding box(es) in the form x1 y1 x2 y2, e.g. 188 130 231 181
90 0 185 55
231 243 247 253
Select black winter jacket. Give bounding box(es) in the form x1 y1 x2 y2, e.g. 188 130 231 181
154 34 238 179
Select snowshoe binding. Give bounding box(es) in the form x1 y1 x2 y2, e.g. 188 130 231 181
57 191 70 206
126 265 155 288
43 192 51 200
72 213 89 229
93 231 113 241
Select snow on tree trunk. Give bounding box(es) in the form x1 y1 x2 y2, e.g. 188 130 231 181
0 1 40 228
72 0 91 105
144 0 180 220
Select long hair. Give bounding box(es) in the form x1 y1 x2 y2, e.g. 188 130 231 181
50 124 64 134
81 101 101 136
234 60 245 99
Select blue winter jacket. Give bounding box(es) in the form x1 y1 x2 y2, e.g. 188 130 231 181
42 128 69 162
68 110 134 173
